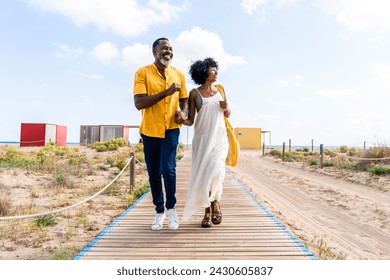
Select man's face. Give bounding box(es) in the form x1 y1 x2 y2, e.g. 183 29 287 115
154 40 173 67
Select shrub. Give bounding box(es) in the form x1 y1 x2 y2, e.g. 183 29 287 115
36 215 57 227
339 145 348 153
284 156 294 162
89 138 128 152
116 159 126 170
95 144 107 152
370 146 390 158
106 156 115 166
269 149 282 158
369 165 390 176
0 196 12 216
135 152 145 163
323 161 334 167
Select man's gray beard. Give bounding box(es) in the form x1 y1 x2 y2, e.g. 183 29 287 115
160 58 171 67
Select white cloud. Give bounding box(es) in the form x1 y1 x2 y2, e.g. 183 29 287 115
121 43 151 69
25 0 185 37
274 0 302 9
301 97 314 103
370 64 390 88
240 0 268 15
92 42 119 63
316 88 357 100
240 0 303 15
318 0 390 31
173 27 246 73
277 74 305 87
119 27 245 77
53 43 84 59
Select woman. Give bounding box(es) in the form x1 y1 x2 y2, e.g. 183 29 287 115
180 57 231 227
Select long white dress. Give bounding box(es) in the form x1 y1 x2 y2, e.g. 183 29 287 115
182 88 229 220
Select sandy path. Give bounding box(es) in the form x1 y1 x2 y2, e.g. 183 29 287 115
229 150 390 260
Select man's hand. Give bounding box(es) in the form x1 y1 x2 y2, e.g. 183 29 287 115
166 83 181 96
174 110 186 124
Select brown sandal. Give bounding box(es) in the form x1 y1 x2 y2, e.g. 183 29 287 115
201 207 212 228
211 200 222 224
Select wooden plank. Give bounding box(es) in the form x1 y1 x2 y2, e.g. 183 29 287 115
76 151 314 260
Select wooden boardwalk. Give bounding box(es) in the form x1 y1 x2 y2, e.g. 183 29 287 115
75 152 316 260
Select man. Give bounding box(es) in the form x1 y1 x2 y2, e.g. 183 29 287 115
133 37 188 230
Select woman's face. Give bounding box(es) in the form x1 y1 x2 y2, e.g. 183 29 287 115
207 66 218 82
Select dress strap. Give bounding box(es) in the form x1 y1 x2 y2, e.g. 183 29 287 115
195 88 203 112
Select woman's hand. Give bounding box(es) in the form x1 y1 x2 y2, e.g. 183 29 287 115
174 110 186 124
219 100 228 111
219 101 231 117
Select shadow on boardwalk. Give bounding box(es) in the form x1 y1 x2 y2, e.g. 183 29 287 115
75 152 315 260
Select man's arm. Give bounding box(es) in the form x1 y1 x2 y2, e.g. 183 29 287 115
134 83 181 110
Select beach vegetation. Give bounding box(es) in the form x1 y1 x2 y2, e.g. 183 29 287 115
267 144 390 183
0 195 12 216
0 143 149 260
338 145 349 153
135 152 145 163
88 138 128 152
269 149 282 157
176 153 184 160
52 245 79 260
36 215 57 227
322 161 334 167
369 164 390 176
283 156 294 162
124 182 150 207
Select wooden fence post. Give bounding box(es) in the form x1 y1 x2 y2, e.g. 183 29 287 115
320 144 323 168
262 142 265 156
130 152 135 191
282 142 285 161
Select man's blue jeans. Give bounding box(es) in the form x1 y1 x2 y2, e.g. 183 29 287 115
141 128 179 213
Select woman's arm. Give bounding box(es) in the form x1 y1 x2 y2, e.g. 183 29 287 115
182 89 197 126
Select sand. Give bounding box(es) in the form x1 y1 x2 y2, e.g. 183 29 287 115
230 150 390 259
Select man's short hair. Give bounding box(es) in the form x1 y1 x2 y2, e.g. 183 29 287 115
152 37 169 49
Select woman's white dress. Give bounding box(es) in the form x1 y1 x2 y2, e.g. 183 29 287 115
182 88 229 220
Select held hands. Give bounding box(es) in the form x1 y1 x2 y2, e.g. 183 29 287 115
174 110 186 124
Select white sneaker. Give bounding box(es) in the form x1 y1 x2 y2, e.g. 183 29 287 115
151 212 166 231
167 208 179 230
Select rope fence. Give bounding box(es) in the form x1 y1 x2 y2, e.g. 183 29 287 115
269 139 390 166
0 155 134 221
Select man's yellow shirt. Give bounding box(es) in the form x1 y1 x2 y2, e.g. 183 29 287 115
133 64 188 138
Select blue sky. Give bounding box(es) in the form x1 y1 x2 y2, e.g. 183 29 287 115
1 0 390 147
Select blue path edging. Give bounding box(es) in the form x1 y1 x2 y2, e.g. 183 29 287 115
73 191 150 260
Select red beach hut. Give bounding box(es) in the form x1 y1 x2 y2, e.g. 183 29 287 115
20 123 67 147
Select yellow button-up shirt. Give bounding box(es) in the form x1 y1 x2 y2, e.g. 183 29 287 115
133 64 188 138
